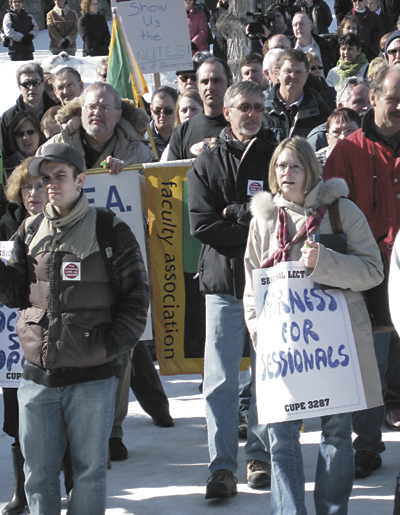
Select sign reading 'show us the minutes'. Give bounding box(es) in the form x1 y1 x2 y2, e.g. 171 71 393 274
112 0 192 74
253 262 367 424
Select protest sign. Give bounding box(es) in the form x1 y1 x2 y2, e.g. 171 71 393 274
0 242 23 388
111 0 192 74
144 161 250 376
84 168 152 340
253 261 367 424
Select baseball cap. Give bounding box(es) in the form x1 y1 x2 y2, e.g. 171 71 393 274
28 143 85 176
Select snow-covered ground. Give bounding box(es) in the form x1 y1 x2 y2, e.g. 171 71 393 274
2 3 400 514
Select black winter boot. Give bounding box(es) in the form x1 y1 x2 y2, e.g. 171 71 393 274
2 443 27 515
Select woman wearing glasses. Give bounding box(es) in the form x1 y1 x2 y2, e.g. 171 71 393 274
2 0 38 61
243 136 383 515
1 111 45 215
0 158 48 515
306 52 336 110
78 0 110 57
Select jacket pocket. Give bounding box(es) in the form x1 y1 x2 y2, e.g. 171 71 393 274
16 307 48 367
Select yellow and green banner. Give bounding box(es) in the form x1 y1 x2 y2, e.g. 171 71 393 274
145 162 250 376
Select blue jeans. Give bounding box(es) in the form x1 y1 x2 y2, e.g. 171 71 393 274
18 376 118 515
204 293 269 473
353 331 391 454
269 413 354 515
245 343 270 463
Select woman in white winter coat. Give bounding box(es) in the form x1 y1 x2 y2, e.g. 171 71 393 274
243 136 383 515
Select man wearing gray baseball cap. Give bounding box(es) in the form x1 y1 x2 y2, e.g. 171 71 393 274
0 142 150 514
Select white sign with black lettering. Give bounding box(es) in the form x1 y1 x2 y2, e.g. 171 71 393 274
111 0 192 74
253 261 367 424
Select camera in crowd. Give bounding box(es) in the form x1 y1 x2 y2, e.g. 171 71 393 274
247 0 276 37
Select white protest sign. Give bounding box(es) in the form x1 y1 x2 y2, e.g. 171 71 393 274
84 169 152 340
253 261 367 424
0 242 24 388
111 0 192 74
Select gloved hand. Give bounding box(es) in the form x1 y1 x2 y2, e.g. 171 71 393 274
191 41 198 50
21 34 33 45
61 39 69 49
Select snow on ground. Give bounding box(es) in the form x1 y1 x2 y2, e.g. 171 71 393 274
2 3 400 514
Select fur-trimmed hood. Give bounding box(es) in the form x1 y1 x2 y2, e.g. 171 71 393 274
55 97 150 136
250 178 349 220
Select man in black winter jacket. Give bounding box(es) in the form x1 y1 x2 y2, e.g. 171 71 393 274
187 81 277 500
264 48 332 142
0 62 56 161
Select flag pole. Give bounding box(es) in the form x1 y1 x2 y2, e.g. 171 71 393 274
110 8 158 159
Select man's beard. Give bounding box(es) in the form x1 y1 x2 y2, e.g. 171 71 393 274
82 116 110 137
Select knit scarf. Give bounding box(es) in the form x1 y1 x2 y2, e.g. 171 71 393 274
336 52 368 84
262 204 328 268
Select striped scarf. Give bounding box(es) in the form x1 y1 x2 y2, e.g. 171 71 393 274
262 205 328 268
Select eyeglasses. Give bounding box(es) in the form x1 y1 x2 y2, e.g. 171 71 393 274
152 107 174 115
20 79 42 89
83 104 118 114
275 163 304 173
178 74 196 83
55 82 78 92
21 182 44 193
280 68 306 76
230 103 265 113
387 48 400 56
310 65 323 71
16 129 36 137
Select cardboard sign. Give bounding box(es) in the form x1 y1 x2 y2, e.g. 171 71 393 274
111 0 192 74
253 261 367 424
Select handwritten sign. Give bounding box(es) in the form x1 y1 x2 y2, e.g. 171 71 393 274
111 0 192 73
253 262 367 424
0 242 24 387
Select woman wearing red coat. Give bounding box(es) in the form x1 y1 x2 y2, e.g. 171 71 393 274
185 0 209 55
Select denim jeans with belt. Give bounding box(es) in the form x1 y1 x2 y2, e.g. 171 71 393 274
204 293 270 473
18 376 118 515
268 413 354 515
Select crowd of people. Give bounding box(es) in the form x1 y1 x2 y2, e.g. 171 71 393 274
1 0 400 514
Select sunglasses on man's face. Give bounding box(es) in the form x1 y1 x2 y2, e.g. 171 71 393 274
178 74 196 83
152 107 174 115
19 79 42 89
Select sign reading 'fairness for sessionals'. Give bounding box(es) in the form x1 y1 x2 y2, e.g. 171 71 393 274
253 262 367 424
112 0 193 74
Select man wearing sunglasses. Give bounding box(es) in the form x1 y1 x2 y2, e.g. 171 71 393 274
385 30 400 67
146 86 178 159
0 62 56 161
187 81 277 500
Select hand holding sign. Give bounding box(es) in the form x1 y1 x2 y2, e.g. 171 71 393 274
301 240 319 269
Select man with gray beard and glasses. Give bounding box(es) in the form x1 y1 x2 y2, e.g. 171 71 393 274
41 81 156 173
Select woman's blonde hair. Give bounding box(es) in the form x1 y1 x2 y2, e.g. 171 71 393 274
174 89 203 127
6 157 35 204
80 0 91 14
269 136 320 196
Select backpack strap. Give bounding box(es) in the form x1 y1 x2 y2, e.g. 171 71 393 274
95 207 117 293
328 198 342 234
24 212 45 245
